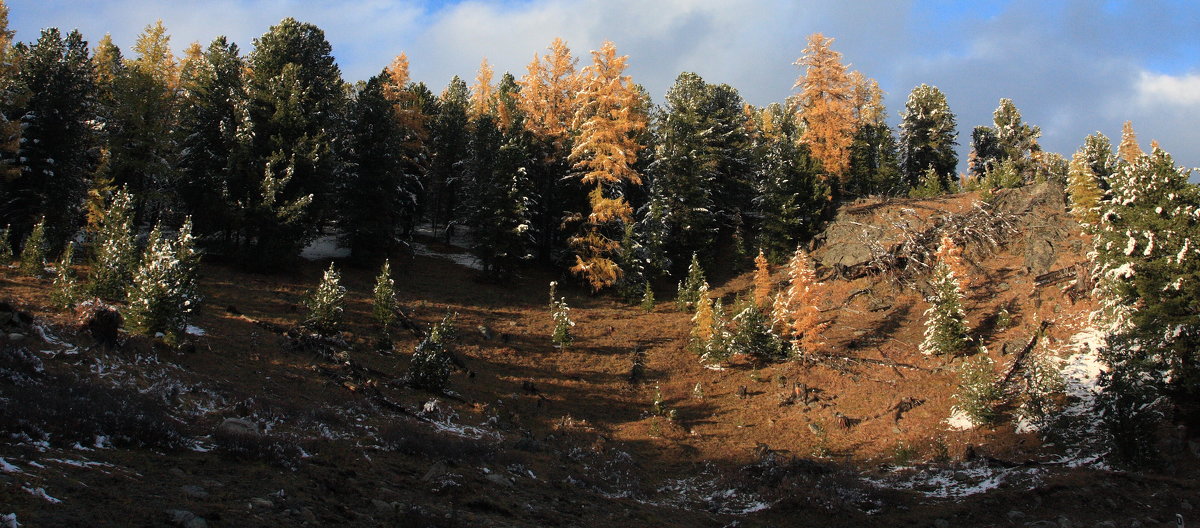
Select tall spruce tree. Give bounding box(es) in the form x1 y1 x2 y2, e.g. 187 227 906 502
898 84 957 192
751 104 827 259
844 77 902 197
426 76 470 233
5 28 96 248
244 17 344 268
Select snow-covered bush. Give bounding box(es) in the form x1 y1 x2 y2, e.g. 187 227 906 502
303 263 345 336
409 312 457 392
952 350 1002 426
18 218 46 276
372 259 396 329
549 281 574 348
88 188 136 300
126 219 201 343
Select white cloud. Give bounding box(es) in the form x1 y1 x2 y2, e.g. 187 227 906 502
1136 71 1200 108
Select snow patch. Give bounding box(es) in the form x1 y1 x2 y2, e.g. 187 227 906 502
184 325 206 336
944 408 976 430
0 457 20 473
22 486 61 504
1 513 19 528
867 463 1043 498
300 234 350 261
411 242 483 271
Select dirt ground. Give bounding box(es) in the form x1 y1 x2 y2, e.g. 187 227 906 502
1 189 1197 527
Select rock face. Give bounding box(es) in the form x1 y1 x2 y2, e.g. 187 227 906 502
216 418 259 438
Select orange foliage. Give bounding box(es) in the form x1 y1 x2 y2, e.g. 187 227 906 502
384 52 410 102
470 57 494 120
519 38 580 156
793 33 855 181
772 246 827 355
934 235 969 288
691 283 714 344
1119 120 1143 163
753 250 771 309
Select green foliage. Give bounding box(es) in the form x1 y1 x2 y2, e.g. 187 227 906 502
88 188 137 300
982 158 1022 190
639 281 655 312
899 84 957 190
18 218 46 276
303 263 345 336
728 299 784 364
0 225 12 263
752 104 829 258
845 122 904 197
409 312 457 392
954 351 1002 425
651 383 677 420
372 259 396 329
49 242 80 309
908 166 948 198
427 76 470 230
126 219 202 343
548 281 573 348
1012 343 1064 430
675 253 707 311
920 260 969 356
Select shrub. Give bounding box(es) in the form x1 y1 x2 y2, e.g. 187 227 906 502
18 218 46 276
49 242 81 309
304 263 346 336
409 312 457 392
126 219 201 343
88 188 136 300
372 259 397 329
675 253 706 311
953 350 1003 426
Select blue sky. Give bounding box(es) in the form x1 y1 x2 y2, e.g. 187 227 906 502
7 0 1200 172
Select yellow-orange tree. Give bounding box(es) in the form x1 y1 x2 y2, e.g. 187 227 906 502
753 250 772 309
568 41 646 290
772 246 826 356
794 33 855 183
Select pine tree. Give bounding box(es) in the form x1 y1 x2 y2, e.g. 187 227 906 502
772 246 826 358
548 281 573 348
1080 132 1117 181
427 76 470 232
953 351 1002 425
244 17 344 267
49 241 80 309
1118 120 1143 163
753 250 772 309
730 297 783 364
126 219 201 342
908 166 949 198
568 41 646 291
675 253 707 311
0 225 12 263
372 259 396 329
845 77 903 197
6 28 96 248
920 237 970 356
18 218 46 276
1067 149 1103 226
304 263 346 336
469 57 494 120
793 33 855 182
640 281 655 312
751 104 829 257
88 188 137 300
409 312 456 392
899 84 957 191
690 282 715 353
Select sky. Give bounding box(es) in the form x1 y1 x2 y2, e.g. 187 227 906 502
7 0 1200 172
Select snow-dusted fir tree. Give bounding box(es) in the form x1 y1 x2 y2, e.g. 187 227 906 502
0 225 13 263
88 188 137 300
675 253 707 311
18 218 47 276
920 236 970 356
548 281 574 348
304 263 345 336
1066 149 1104 226
126 219 201 342
729 296 782 364
409 312 457 392
49 242 80 309
372 259 397 329
952 349 1002 425
1090 146 1200 464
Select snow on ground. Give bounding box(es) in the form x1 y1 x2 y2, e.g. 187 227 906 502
411 242 484 271
22 486 61 504
184 325 206 336
867 463 1045 498
944 407 976 431
300 234 351 261
411 223 485 271
1 513 19 528
0 457 20 473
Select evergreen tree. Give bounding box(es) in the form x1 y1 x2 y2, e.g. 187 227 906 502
244 17 344 267
18 217 45 276
548 281 573 348
5 28 96 248
920 237 970 356
49 241 79 309
793 33 855 182
409 312 456 392
0 225 12 263
908 166 949 198
372 259 396 329
953 351 1002 425
845 118 903 196
1067 149 1103 226
303 263 345 336
1080 131 1117 182
1117 120 1143 163
126 219 201 343
0 0 19 194
88 187 136 300
753 250 772 309
426 76 470 232
898 84 957 191
675 253 707 311
339 71 419 260
730 297 783 364
751 104 828 258
568 41 646 291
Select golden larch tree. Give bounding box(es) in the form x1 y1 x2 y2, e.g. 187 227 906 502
690 282 715 350
131 20 179 90
772 246 827 355
384 52 410 102
1067 149 1103 225
794 33 855 181
850 70 886 126
1118 120 1143 163
753 250 772 309
519 37 580 155
934 235 968 288
470 57 494 120
567 40 646 291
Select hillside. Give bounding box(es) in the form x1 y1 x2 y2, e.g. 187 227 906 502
1 185 1197 528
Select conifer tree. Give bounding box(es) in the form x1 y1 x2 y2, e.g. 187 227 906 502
88 188 137 300
1080 131 1117 181
690 282 715 353
18 218 46 276
1118 120 1143 163
793 33 855 183
920 236 970 356
568 41 646 291
548 281 573 348
5 28 96 247
372 259 396 329
753 250 772 310
469 57 494 120
50 241 80 309
772 246 826 357
0 0 18 191
845 78 903 197
751 104 828 257
427 76 470 231
640 281 655 312
303 263 345 336
729 296 782 364
0 225 12 263
126 219 201 343
899 84 957 191
908 166 949 198
409 312 456 392
675 253 707 311
953 351 1002 425
1067 149 1103 226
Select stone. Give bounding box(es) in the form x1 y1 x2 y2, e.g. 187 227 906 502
1006 510 1025 522
165 509 207 528
169 467 186 478
216 418 258 438
7 333 23 342
300 508 317 523
180 485 208 499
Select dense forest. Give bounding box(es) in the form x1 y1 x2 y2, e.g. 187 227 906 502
2 1 1199 502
